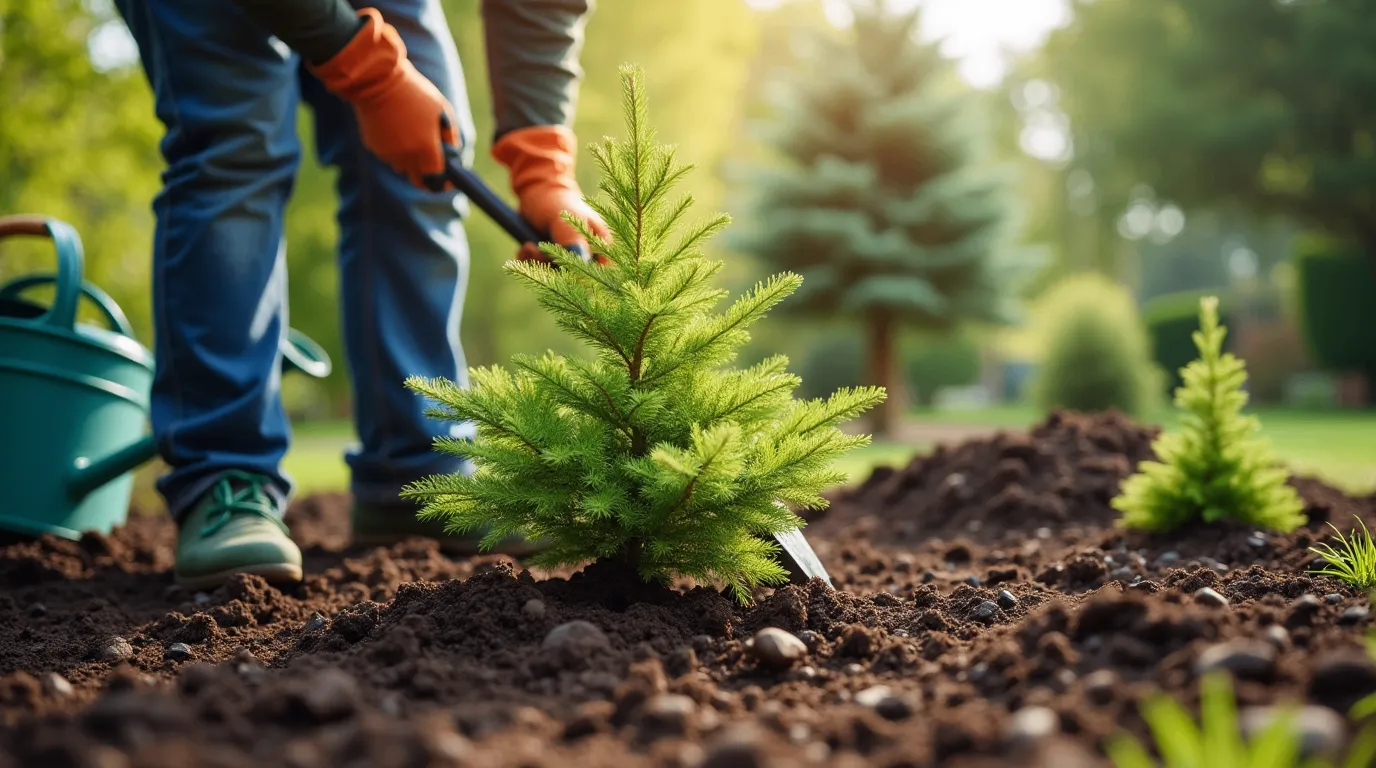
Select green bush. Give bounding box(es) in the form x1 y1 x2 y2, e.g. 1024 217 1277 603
906 334 981 406
1029 273 1162 417
1143 289 1233 397
1295 243 1376 380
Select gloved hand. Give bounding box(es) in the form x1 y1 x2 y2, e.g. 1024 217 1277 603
310 8 456 189
492 125 612 263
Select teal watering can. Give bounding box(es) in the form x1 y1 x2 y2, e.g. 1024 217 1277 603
0 214 332 540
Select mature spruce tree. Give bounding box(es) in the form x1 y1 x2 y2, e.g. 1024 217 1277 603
730 0 1042 436
404 65 884 601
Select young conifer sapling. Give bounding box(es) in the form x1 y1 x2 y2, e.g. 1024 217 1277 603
1112 296 1305 533
402 65 885 601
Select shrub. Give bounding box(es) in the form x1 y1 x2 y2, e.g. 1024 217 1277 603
906 333 981 406
1113 296 1306 533
1294 243 1376 384
402 66 884 601
1143 289 1233 397
1028 273 1162 417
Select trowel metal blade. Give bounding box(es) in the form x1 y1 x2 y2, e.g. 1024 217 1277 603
771 527 833 588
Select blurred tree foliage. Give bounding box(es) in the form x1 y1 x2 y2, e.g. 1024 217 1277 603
0 0 162 338
729 0 1043 436
1039 0 1376 273
0 0 763 416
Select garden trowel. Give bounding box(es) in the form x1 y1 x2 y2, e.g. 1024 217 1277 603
425 135 833 589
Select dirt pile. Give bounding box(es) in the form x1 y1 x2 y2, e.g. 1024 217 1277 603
2 412 1375 767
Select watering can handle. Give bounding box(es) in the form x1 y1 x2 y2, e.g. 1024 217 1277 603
0 215 84 332
0 275 135 338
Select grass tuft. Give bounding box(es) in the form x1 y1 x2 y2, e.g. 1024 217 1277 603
1309 517 1376 590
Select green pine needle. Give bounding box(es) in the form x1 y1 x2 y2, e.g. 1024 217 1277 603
1112 295 1306 534
401 64 884 602
1309 517 1376 589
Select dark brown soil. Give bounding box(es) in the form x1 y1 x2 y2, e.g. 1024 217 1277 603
3 410 1376 767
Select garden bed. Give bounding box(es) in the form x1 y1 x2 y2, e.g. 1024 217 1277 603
2 410 1374 767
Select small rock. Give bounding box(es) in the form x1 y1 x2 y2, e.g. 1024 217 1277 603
1006 706 1059 745
1035 527 1051 540
1288 594 1323 626
1083 669 1118 705
640 694 697 737
299 669 360 722
796 630 824 653
1325 593 1343 605
702 724 770 768
1309 652 1376 713
1157 551 1180 567
1111 567 1135 583
543 620 610 653
751 627 807 670
854 685 892 708
166 643 193 661
842 663 864 676
28 603 47 618
380 694 402 716
1193 587 1229 607
193 592 212 606
42 673 74 698
964 575 981 587
875 696 912 721
1241 705 1346 759
1195 640 1276 680
1263 625 1291 650
98 637 134 663
921 571 936 584
522 599 546 621
973 600 999 622
1340 606 1370 625
1247 533 1268 548
997 590 1017 610
303 612 328 632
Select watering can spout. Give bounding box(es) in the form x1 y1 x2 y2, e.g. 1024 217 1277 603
69 436 159 502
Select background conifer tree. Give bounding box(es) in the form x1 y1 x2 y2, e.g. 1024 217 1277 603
728 0 1043 436
1113 297 1306 533
404 65 885 601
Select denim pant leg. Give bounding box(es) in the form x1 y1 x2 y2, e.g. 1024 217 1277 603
298 0 478 505
112 0 299 520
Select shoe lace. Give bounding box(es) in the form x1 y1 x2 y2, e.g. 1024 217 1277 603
199 471 288 538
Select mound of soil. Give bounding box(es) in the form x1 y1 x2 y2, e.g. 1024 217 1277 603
3 411 1376 767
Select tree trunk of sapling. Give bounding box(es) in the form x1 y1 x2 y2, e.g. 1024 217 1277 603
866 312 899 438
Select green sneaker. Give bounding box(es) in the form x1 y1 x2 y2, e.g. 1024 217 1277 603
350 498 546 557
173 471 303 590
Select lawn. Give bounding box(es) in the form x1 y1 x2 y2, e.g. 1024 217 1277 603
130 405 1376 510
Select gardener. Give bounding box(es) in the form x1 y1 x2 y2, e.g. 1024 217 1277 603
111 0 611 589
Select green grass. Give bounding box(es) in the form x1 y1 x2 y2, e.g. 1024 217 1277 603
130 404 1376 508
1309 517 1376 589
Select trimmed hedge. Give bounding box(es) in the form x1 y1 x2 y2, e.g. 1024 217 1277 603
1294 244 1376 379
1143 290 1233 397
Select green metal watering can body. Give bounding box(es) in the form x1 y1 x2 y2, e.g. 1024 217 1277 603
0 215 331 540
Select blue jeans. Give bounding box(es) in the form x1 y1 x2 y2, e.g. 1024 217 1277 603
112 0 478 520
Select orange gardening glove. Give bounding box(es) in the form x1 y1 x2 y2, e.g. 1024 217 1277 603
492 125 612 263
310 8 456 189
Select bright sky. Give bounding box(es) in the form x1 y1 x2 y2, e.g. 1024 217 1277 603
747 0 1071 88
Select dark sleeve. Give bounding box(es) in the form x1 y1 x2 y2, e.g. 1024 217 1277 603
231 0 363 65
481 0 595 141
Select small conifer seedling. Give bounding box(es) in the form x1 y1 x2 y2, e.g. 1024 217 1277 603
1112 296 1305 533
402 65 885 601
